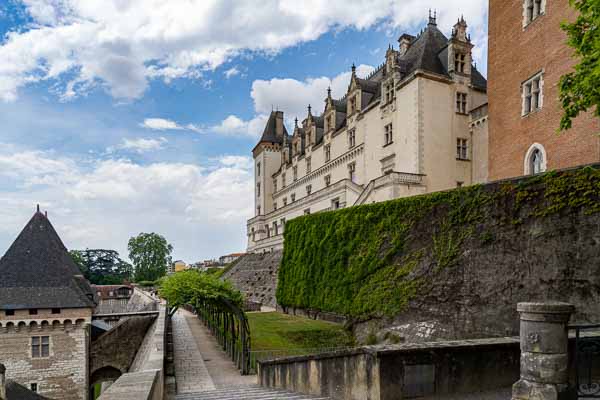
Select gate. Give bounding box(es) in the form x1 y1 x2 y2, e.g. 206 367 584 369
570 324 600 398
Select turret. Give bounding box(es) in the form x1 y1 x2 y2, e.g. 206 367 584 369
448 15 473 76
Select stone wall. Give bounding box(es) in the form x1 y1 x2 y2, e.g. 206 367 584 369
258 337 520 400
0 308 92 400
221 251 282 308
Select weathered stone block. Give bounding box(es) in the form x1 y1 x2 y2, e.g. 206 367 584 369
520 353 568 384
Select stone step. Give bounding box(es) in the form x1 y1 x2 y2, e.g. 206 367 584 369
175 385 329 400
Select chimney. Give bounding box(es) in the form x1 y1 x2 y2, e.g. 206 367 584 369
398 34 414 56
0 363 6 400
275 111 284 137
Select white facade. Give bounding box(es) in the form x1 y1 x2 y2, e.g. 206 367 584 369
247 15 488 253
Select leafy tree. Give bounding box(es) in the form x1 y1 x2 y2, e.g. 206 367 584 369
559 0 600 131
159 269 243 311
128 232 173 282
69 249 132 285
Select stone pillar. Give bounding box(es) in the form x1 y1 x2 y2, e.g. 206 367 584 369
0 363 6 400
512 302 574 400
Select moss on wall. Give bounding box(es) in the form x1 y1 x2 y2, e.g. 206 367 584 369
276 166 600 320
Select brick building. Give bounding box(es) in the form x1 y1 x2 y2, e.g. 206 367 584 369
0 209 96 399
488 0 600 180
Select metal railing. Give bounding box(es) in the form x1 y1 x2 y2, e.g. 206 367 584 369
569 324 600 398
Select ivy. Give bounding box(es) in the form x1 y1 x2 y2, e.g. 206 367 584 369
277 166 600 319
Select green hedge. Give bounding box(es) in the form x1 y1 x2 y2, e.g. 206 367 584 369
276 166 600 319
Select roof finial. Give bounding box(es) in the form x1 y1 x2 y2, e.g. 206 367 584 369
327 86 331 98
294 117 298 127
307 104 312 115
36 204 40 213
428 8 437 25
351 63 356 75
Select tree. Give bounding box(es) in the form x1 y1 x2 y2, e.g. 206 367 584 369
128 232 173 282
559 0 600 131
69 249 133 285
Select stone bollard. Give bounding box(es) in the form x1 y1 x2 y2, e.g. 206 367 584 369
512 302 574 400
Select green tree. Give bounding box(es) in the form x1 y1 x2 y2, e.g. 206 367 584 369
69 249 133 284
128 232 173 282
559 0 600 131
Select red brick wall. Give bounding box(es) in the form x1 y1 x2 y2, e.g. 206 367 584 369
488 0 599 180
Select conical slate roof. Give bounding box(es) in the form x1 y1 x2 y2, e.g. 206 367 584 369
258 111 287 144
0 210 96 310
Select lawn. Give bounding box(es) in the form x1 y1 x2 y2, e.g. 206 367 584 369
246 311 354 352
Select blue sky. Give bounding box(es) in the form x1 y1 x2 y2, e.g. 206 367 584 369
0 0 488 262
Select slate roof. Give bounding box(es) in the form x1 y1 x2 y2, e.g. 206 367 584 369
6 380 50 400
0 211 96 310
257 111 287 145
402 23 450 78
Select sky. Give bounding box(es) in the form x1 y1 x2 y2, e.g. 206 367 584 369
0 0 489 263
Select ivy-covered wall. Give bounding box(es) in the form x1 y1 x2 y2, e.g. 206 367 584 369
277 165 600 341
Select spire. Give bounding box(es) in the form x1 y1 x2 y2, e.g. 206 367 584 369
428 8 437 25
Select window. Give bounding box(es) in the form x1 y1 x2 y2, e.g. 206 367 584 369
454 53 466 73
524 143 547 175
456 138 468 160
273 221 278 236
304 209 311 215
385 82 394 103
324 175 331 186
325 144 331 162
456 93 467 114
30 383 38 393
257 206 261 215
265 225 270 238
306 185 312 195
291 193 296 202
348 129 356 149
524 0 544 25
283 197 288 206
349 96 357 114
5 309 14 316
251 228 255 241
51 308 60 314
257 183 261 197
257 162 261 177
530 149 544 174
274 202 277 210
348 163 356 183
331 198 340 210
384 123 393 146
281 218 286 232
522 73 543 115
273 178 278 192
29 309 38 315
306 157 311 173
293 166 298 181
282 173 286 187
327 114 334 131
32 336 49 358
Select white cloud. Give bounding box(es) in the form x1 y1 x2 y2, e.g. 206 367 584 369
107 137 167 154
212 114 267 137
224 67 241 79
141 118 202 133
0 0 488 101
251 64 375 121
0 148 253 261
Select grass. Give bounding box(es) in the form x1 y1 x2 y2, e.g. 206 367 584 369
246 311 354 351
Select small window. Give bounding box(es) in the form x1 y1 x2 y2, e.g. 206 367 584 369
324 175 331 187
274 202 277 210
293 166 298 181
331 198 340 210
385 82 394 103
273 178 278 192
251 228 255 241
325 145 331 162
454 53 466 73
524 0 544 26
29 309 38 315
306 185 312 195
30 383 38 393
348 163 357 183
304 209 311 215
32 336 50 358
282 173 286 188
51 308 60 314
291 193 296 202
384 123 393 146
306 157 311 173
280 218 286 233
257 162 261 177
265 225 270 238
5 309 14 316
273 221 278 236
283 197 288 206
257 183 261 197
348 129 356 149
456 139 468 160
349 96 357 114
456 93 467 114
257 206 261 215
522 73 543 115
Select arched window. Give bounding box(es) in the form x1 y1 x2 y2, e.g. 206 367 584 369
524 143 547 175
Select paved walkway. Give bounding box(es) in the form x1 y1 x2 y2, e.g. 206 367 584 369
171 308 255 397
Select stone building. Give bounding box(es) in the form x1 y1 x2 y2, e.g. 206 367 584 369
488 0 600 180
0 209 96 400
247 13 488 253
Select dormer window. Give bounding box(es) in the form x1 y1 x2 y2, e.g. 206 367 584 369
454 53 466 73
349 96 357 114
385 82 394 103
348 129 356 149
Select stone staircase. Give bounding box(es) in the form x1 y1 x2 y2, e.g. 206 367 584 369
220 251 283 308
175 385 330 400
